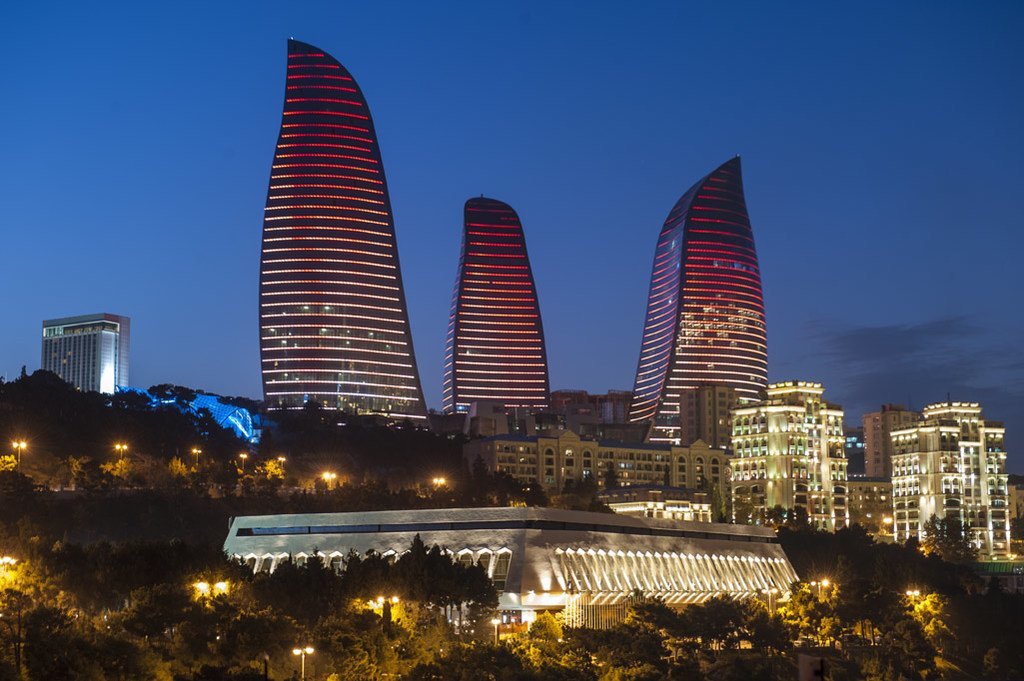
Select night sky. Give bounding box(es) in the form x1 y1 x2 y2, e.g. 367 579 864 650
2 2 1022 466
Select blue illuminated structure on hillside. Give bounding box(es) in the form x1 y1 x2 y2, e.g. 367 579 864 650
118 387 260 443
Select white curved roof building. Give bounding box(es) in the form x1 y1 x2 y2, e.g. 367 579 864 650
223 507 797 625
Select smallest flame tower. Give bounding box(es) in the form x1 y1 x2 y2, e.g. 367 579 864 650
443 197 550 413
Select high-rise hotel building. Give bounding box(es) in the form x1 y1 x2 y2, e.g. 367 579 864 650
629 157 767 444
258 40 427 421
731 382 848 531
41 313 130 394
891 402 1009 559
442 197 550 414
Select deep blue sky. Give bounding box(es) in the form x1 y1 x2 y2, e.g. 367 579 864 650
2 2 1022 465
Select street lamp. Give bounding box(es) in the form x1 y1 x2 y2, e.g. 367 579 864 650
114 443 128 459
238 452 249 473
321 471 337 489
292 646 314 680
760 587 779 614
490 617 501 645
191 447 202 468
194 580 229 600
0 556 16 574
10 441 26 468
432 476 447 488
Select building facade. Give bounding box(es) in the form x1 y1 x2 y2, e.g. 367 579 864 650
258 39 427 421
844 426 866 476
730 381 848 531
41 313 130 394
864 405 919 477
223 507 798 625
597 485 713 523
629 157 767 444
846 476 893 533
891 401 1009 559
442 198 550 414
550 390 632 425
679 385 740 449
464 430 731 505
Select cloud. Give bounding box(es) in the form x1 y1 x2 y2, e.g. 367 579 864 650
806 315 1024 470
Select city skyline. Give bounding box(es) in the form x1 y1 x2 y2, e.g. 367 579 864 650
1 3 1021 462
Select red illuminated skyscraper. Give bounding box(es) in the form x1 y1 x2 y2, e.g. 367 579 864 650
629 157 767 443
442 197 550 413
259 39 427 420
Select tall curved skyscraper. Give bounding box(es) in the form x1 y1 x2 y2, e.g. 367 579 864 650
259 39 427 421
629 157 767 443
442 197 550 413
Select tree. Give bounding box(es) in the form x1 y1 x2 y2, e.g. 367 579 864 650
603 462 619 490
922 515 977 564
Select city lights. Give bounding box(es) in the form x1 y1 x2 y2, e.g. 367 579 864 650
292 646 315 680
10 440 27 467
491 617 501 645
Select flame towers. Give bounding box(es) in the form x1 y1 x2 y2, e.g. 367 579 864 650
258 40 427 420
442 197 550 413
629 157 767 443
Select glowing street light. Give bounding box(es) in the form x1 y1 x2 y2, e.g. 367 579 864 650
193 580 229 600
238 452 249 473
10 441 27 468
809 579 833 598
760 587 779 614
432 476 447 488
114 442 129 459
321 471 337 489
905 589 921 599
0 556 16 572
292 646 315 680
490 617 501 645
191 447 202 468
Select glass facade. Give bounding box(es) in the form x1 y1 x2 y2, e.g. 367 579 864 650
259 40 427 420
629 157 767 443
442 197 550 413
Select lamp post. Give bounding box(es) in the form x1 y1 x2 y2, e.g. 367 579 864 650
10 441 26 468
760 587 779 614
191 447 202 468
321 471 337 490
114 443 128 459
292 646 314 680
490 617 501 645
238 452 249 473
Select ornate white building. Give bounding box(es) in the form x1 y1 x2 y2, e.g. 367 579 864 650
891 401 1009 559
731 381 849 531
